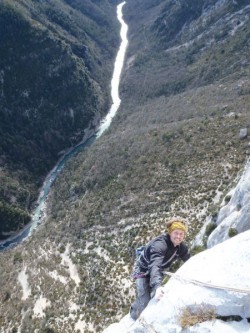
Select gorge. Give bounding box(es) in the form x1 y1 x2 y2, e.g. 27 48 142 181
0 1 128 251
0 0 120 240
0 0 250 332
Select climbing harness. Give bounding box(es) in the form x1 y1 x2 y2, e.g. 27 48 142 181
130 245 147 280
132 272 147 279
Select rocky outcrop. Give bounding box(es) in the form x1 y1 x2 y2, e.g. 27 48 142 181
207 158 250 247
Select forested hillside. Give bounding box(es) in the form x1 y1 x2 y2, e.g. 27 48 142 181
0 0 119 238
0 1 250 333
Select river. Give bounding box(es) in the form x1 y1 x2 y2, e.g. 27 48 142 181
0 1 128 251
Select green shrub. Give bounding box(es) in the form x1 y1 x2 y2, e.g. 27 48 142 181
41 328 56 333
205 222 217 236
224 194 231 203
13 252 23 263
191 245 206 256
228 228 238 238
58 245 66 253
162 132 174 143
3 291 11 302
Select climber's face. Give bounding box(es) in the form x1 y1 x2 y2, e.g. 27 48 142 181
170 229 185 247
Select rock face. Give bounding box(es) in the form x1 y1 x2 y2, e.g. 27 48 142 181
103 230 250 333
207 158 250 248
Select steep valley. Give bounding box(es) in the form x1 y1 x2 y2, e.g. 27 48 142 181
0 0 120 238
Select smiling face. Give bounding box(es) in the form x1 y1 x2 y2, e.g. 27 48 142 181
169 229 185 247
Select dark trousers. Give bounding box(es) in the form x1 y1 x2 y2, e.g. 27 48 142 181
130 276 151 320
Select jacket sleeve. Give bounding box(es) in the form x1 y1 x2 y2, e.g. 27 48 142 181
148 239 166 289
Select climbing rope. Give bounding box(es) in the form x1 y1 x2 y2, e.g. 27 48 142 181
164 271 250 294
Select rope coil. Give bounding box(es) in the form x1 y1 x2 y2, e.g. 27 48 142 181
164 271 250 294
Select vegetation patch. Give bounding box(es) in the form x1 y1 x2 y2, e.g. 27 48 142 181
228 228 238 238
179 304 216 329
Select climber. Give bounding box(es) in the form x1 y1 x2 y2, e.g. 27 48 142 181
130 218 190 320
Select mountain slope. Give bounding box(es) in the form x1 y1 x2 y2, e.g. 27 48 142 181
0 0 250 332
122 0 250 101
0 0 119 238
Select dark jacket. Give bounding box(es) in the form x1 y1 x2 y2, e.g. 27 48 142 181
138 234 190 289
